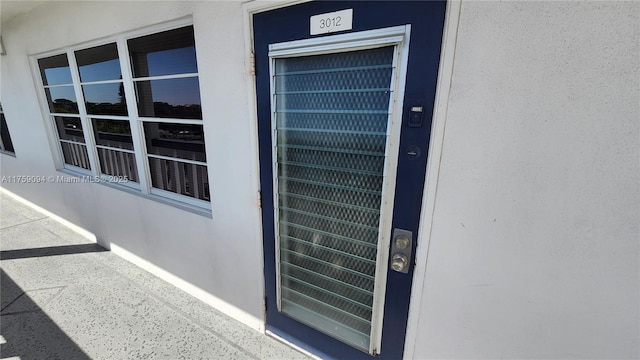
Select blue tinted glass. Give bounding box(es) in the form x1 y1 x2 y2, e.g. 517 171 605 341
38 54 73 85
146 47 197 76
135 77 201 119
83 83 128 116
128 26 198 77
75 43 122 82
45 86 79 114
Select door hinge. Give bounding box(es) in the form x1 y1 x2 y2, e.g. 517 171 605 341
264 297 268 312
257 190 262 208
249 51 256 76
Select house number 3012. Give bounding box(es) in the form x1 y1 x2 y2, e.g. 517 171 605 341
319 17 342 29
310 9 353 35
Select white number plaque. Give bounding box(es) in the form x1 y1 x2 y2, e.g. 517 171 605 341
310 9 353 35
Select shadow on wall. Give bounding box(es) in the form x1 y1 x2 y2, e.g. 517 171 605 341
0 268 91 359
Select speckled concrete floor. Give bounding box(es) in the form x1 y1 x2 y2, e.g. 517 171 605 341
0 193 311 360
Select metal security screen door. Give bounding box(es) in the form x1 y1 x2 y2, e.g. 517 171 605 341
254 2 446 359
273 44 399 352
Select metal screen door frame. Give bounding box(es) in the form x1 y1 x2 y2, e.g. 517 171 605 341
267 26 412 355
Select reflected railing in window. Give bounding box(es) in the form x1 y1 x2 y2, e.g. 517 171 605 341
60 142 90 169
97 148 138 182
92 118 137 181
148 157 209 201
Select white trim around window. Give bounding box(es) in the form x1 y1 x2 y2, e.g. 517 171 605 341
30 18 212 214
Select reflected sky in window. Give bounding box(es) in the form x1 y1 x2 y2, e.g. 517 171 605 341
39 25 201 118
44 68 73 85
146 47 197 76
83 83 124 104
78 58 121 82
39 54 72 85
76 43 121 82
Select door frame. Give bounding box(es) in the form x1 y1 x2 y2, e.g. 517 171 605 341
266 25 412 355
242 0 460 358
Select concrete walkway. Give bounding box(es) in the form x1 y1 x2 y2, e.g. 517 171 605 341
0 192 310 360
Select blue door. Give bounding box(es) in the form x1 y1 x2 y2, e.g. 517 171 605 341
254 2 446 359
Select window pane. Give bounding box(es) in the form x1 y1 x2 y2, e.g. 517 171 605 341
1 113 15 153
143 122 205 162
135 77 201 119
148 157 209 201
75 43 122 82
54 117 85 143
45 86 79 114
92 119 133 150
83 83 128 116
128 26 198 77
97 148 138 182
60 142 90 169
38 54 73 85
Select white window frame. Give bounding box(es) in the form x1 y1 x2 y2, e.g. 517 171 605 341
30 18 211 213
268 25 411 355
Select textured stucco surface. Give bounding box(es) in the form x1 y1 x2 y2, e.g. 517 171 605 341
0 1 265 328
0 1 638 359
411 1 639 359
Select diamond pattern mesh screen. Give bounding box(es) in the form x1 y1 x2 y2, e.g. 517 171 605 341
274 46 394 351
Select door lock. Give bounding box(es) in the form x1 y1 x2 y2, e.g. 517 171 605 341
391 253 409 272
390 228 412 273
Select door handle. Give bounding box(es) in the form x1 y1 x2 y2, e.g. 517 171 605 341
390 228 412 273
391 253 409 272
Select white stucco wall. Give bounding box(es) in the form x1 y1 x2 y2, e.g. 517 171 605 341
409 1 639 359
0 1 265 328
2 0 638 359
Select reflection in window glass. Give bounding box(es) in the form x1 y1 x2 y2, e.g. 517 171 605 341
148 157 209 201
128 26 198 77
54 117 85 143
75 43 122 82
92 119 133 150
60 142 90 169
38 54 73 85
1 113 15 153
135 77 201 119
143 122 205 162
36 24 210 207
83 83 127 116
45 86 79 114
97 148 138 182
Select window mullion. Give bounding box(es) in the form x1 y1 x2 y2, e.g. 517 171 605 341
117 38 151 195
67 49 100 176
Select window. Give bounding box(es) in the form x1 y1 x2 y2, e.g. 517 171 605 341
0 103 16 155
36 24 210 209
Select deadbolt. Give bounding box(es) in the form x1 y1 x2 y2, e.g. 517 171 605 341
390 228 413 273
395 235 410 250
391 253 409 272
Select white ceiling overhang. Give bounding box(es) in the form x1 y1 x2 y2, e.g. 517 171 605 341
1 1 49 28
